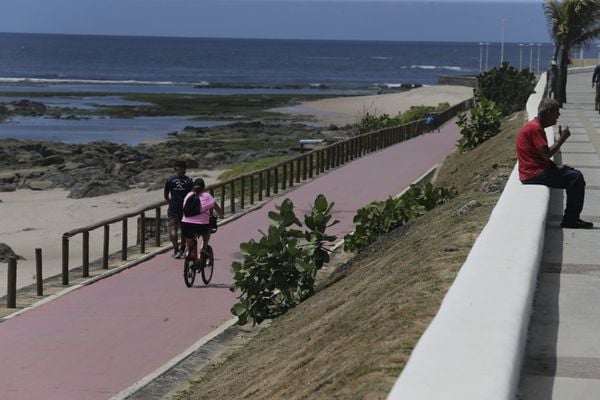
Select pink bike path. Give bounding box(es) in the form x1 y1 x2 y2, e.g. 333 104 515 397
0 121 460 399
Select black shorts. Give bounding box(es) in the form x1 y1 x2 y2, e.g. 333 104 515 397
168 209 183 221
181 222 211 239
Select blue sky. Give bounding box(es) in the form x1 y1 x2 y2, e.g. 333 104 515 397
2 0 551 43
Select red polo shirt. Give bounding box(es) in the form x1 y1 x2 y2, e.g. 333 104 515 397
516 118 551 181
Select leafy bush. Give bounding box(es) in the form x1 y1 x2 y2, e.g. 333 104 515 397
398 103 450 125
230 194 338 325
356 102 450 134
476 62 536 115
456 97 503 152
343 183 453 253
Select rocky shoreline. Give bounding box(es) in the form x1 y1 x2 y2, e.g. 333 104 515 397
0 120 355 198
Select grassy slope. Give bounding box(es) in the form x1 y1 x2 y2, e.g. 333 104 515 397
173 112 523 400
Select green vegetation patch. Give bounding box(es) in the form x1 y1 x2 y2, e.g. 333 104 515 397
218 156 291 181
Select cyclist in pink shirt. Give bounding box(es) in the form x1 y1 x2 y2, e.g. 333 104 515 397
181 178 224 263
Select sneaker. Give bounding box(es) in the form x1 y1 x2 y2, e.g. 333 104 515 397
560 219 594 229
172 250 179 258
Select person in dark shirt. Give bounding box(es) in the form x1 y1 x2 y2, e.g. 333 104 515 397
164 161 193 258
592 64 600 112
546 60 558 99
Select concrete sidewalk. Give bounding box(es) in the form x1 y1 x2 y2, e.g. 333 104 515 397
0 116 463 399
519 70 600 399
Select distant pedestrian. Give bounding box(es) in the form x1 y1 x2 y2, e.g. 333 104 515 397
164 161 193 258
546 60 558 99
592 63 600 112
516 98 592 229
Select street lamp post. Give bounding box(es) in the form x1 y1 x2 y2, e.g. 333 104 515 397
537 43 542 75
529 43 534 71
479 42 484 73
485 42 490 71
519 43 524 70
500 18 506 65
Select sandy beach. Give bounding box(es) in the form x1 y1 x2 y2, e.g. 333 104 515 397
0 170 223 297
0 86 473 296
274 85 473 126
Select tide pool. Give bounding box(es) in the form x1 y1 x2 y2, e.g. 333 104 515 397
0 115 232 145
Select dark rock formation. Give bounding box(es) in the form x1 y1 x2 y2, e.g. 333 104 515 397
0 243 25 263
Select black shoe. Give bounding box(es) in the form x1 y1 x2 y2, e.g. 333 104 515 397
560 219 594 229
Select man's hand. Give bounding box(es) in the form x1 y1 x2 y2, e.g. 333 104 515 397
558 125 571 142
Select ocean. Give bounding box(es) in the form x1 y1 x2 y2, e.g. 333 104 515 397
0 33 568 144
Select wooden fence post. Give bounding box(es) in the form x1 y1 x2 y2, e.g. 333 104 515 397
220 186 226 215
121 218 128 261
240 177 245 210
82 231 89 278
139 212 146 254
250 175 255 205
35 248 43 296
155 207 161 247
266 170 271 198
230 181 235 214
7 257 16 308
62 235 69 285
103 225 110 269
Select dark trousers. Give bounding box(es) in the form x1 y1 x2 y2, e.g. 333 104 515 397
522 167 586 222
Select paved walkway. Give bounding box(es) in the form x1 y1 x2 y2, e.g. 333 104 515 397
519 70 600 399
0 117 462 399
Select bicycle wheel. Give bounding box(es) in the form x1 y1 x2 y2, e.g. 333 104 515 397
201 245 214 284
183 257 196 287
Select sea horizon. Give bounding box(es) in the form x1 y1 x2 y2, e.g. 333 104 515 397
0 30 558 46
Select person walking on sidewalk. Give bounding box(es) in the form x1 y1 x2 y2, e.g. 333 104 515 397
593 64 600 112
164 161 194 258
546 60 558 99
516 98 593 229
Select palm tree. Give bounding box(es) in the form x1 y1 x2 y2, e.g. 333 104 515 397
544 0 600 106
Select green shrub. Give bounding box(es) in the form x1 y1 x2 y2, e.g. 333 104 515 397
230 194 338 325
456 97 503 152
476 62 536 115
343 183 453 253
356 102 450 134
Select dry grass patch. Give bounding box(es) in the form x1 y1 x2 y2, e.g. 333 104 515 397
171 112 525 400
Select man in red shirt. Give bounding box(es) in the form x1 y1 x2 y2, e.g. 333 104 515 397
516 98 592 229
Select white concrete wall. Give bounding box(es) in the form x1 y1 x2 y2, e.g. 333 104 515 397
387 76 550 400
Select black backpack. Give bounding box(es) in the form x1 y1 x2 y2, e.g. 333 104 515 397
182 193 201 217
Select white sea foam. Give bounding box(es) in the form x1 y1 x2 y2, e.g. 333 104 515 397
371 56 391 60
410 65 437 70
441 66 462 71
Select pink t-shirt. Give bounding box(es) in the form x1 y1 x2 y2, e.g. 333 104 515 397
181 191 216 224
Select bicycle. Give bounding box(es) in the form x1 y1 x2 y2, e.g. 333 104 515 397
183 241 214 287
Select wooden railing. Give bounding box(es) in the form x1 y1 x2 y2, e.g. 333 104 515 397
54 97 474 289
